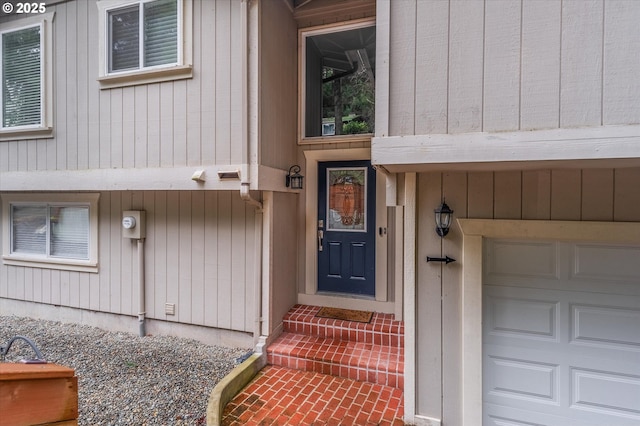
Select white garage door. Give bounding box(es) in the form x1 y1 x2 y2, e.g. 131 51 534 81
483 239 640 426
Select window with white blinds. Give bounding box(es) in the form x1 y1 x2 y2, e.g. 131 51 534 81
11 204 90 261
3 194 99 272
1 24 43 129
108 0 179 73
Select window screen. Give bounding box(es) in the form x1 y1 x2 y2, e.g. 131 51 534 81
108 0 178 73
109 5 140 72
144 0 178 67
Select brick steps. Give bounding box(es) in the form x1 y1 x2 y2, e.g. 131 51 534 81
267 304 404 389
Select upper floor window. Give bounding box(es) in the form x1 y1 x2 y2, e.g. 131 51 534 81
2 194 100 273
0 13 54 141
108 0 178 72
98 0 193 88
300 20 376 144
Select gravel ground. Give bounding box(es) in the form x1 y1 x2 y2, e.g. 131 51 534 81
1 316 252 425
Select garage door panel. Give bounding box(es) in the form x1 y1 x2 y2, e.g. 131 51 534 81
484 405 600 426
572 243 640 283
485 355 559 403
486 295 558 341
484 239 640 426
572 303 640 350
484 411 548 426
571 368 640 420
485 240 560 282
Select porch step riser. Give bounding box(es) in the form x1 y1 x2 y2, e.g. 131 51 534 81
283 305 404 348
284 320 404 348
268 305 405 390
267 352 403 389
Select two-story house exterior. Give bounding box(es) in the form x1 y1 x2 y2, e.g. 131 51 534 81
1 1 639 425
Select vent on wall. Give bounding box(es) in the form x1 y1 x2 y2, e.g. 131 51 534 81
165 303 176 316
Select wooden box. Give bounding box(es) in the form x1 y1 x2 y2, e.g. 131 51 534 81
0 363 78 426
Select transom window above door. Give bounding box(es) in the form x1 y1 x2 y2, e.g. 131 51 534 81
300 20 376 143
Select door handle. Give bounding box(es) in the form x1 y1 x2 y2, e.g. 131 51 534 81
318 230 324 251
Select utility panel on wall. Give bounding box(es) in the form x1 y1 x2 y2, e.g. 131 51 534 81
122 211 146 239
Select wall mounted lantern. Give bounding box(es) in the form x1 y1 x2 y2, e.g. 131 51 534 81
434 200 453 237
286 165 304 189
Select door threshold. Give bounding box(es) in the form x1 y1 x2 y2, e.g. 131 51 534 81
316 291 376 301
298 292 396 314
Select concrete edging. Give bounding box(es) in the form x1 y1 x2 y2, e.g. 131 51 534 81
207 352 267 426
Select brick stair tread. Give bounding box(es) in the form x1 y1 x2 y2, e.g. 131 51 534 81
268 332 404 374
283 305 404 346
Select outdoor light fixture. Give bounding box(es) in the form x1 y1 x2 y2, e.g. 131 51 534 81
434 200 453 237
286 165 304 189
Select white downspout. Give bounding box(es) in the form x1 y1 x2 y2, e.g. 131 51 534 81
137 238 146 337
239 0 267 353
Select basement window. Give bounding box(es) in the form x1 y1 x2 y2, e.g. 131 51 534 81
300 20 376 143
2 193 99 273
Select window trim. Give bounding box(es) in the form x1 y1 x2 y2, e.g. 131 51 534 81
0 12 55 141
298 18 376 146
97 0 193 89
1 193 100 273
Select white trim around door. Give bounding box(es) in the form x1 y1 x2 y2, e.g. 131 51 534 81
300 148 395 314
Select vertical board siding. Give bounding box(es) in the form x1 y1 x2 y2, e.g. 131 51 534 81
388 0 417 136
415 173 443 418
0 191 257 333
215 0 232 165
414 0 449 135
483 0 521 132
448 0 484 134
1 0 244 173
522 170 551 220
520 0 561 130
560 0 603 128
440 172 467 426
603 1 640 124
415 166 640 421
260 0 297 170
388 0 640 137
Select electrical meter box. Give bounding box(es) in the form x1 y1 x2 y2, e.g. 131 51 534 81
122 211 146 239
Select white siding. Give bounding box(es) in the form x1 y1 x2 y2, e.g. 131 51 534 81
0 190 258 333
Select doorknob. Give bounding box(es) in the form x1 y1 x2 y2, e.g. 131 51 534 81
318 230 324 251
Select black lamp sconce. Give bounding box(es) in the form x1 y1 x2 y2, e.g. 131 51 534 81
286 165 304 190
427 200 456 264
434 200 453 237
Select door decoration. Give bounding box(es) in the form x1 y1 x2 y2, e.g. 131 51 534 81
327 168 366 231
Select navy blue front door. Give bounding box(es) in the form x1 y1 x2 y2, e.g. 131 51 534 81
317 161 376 296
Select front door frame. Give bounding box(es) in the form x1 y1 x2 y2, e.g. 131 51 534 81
301 148 394 313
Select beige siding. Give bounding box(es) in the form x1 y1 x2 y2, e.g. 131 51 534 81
259 0 298 170
415 167 640 422
0 0 245 173
268 192 299 335
388 0 640 136
0 190 257 333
